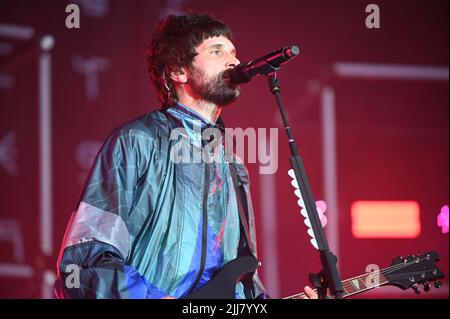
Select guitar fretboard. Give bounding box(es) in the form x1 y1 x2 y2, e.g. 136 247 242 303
284 272 389 299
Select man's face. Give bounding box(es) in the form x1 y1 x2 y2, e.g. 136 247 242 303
187 35 241 106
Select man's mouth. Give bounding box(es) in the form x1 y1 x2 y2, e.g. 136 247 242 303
221 71 239 89
221 69 232 82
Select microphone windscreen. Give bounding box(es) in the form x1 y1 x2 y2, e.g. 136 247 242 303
223 64 252 84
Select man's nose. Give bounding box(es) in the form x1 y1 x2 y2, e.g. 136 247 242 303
227 56 240 68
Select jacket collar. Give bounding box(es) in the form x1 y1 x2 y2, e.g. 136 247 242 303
165 103 227 149
167 102 226 132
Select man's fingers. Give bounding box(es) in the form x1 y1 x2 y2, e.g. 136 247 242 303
304 286 318 299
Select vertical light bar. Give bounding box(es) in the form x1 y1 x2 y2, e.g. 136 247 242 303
39 35 54 257
321 86 340 267
42 270 56 299
259 169 279 298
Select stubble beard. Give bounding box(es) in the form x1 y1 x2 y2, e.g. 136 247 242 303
188 66 241 106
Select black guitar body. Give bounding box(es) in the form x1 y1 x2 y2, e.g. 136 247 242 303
184 256 259 299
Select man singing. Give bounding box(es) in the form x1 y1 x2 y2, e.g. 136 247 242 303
54 13 317 299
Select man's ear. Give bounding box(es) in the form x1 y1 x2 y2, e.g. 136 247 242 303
169 66 188 84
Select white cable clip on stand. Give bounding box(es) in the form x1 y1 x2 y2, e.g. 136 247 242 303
288 169 327 250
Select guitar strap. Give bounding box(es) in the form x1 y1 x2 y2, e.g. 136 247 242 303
228 161 254 253
228 161 259 299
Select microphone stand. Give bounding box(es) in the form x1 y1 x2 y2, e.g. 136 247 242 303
264 68 343 299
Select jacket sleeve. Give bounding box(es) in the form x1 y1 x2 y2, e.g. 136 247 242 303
54 128 165 299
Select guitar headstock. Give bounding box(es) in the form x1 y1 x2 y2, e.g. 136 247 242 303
386 251 445 294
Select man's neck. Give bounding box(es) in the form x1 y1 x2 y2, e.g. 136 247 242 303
177 95 222 123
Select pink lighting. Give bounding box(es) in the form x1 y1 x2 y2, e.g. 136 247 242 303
351 201 421 238
437 205 449 234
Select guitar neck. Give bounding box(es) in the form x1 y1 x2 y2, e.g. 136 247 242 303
284 270 389 299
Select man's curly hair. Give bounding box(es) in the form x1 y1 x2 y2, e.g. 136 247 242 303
146 13 234 109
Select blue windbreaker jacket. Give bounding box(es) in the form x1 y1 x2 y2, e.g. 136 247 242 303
54 103 267 299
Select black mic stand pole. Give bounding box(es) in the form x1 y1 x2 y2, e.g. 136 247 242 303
265 68 343 299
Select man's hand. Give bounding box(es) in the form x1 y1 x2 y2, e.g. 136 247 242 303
301 286 318 299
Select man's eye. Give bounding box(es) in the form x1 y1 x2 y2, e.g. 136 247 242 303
211 50 221 55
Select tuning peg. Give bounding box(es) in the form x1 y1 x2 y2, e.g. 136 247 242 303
423 282 430 292
434 281 442 289
412 284 420 295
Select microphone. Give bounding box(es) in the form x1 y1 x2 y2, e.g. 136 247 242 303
224 45 300 84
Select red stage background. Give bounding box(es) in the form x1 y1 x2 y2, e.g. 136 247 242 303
0 0 448 298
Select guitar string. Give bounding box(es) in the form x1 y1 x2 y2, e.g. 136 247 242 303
334 257 434 295
284 255 435 299
285 257 433 299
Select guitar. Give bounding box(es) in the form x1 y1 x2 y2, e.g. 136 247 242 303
184 251 445 299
